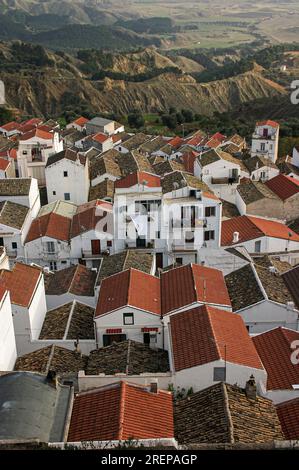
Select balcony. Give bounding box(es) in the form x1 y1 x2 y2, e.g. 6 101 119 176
211 177 239 185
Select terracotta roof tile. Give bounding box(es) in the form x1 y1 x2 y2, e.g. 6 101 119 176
25 212 71 243
95 268 161 317
45 265 96 297
221 215 299 245
67 381 174 442
161 264 231 315
0 158 10 171
282 265 299 309
170 305 263 371
20 128 53 141
253 327 299 390
276 398 299 440
256 120 279 128
71 200 112 238
265 174 299 201
115 171 161 189
0 263 41 307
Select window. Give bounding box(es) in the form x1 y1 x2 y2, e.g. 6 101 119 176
156 231 160 239
22 151 28 155
123 313 134 325
46 241 55 253
49 261 57 271
107 240 112 247
260 171 266 180
185 231 195 243
12 242 17 250
0 237 3 246
204 230 215 241
254 240 261 253
63 171 68 177
64 193 70 201
61 260 67 264
52 191 56 196
261 143 266 151
176 257 183 265
213 367 226 382
205 206 216 217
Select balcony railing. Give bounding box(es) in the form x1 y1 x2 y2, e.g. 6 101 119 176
211 177 239 185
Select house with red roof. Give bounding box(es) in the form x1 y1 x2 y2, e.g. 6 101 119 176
66 116 88 133
253 327 299 404
168 305 266 392
24 200 77 271
67 381 175 447
264 174 299 221
0 263 47 355
70 200 114 267
17 128 63 186
0 121 21 138
0 157 15 179
0 286 17 370
276 397 299 440
221 215 299 253
95 268 162 348
94 263 231 349
251 120 280 163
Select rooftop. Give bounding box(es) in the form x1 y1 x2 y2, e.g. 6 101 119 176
282 265 299 309
71 200 112 238
0 263 41 307
115 171 161 189
265 174 299 201
0 200 29 230
86 340 169 375
170 304 263 372
0 178 32 196
253 327 299 390
39 301 95 340
45 265 96 297
237 180 279 205
221 215 299 246
67 381 174 442
89 179 114 202
174 382 283 444
15 345 88 375
276 398 299 440
25 212 71 243
46 148 86 168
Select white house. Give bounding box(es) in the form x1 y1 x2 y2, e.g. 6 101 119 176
243 155 279 182
17 128 63 185
85 117 124 136
0 263 47 355
90 149 122 187
0 157 15 179
70 200 114 268
45 148 90 205
291 146 299 168
194 149 248 203
114 170 222 268
251 120 279 163
167 304 267 392
24 200 77 270
0 288 17 370
225 263 299 333
253 327 299 404
0 121 21 138
0 201 31 261
221 215 299 253
94 268 162 349
66 116 88 133
0 178 40 219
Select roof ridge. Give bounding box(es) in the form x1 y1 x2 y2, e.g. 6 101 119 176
68 265 80 294
123 249 130 271
118 381 127 440
205 306 222 361
221 382 235 443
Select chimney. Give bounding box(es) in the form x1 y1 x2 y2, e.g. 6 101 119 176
233 231 240 244
74 339 81 355
150 381 158 394
47 370 57 387
245 375 257 400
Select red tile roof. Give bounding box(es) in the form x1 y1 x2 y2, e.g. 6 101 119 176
221 215 299 246
181 150 199 173
282 265 299 309
26 213 71 243
71 200 112 238
20 128 53 141
253 327 299 390
95 268 161 317
161 263 231 315
256 120 279 128
0 263 41 307
25 118 43 126
168 136 184 148
67 381 174 442
211 132 226 142
265 174 299 201
73 116 88 127
115 171 161 189
276 397 299 440
170 305 263 372
0 158 10 171
92 132 110 144
0 121 20 132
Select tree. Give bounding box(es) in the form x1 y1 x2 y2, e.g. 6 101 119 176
162 114 177 130
182 109 194 123
128 113 145 129
0 107 13 124
176 112 185 125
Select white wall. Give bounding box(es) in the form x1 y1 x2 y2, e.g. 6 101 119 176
0 291 17 370
25 236 72 270
172 359 267 393
28 276 47 341
227 236 299 254
46 158 89 205
78 371 172 392
238 300 299 334
95 306 163 348
18 338 96 356
291 147 299 168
